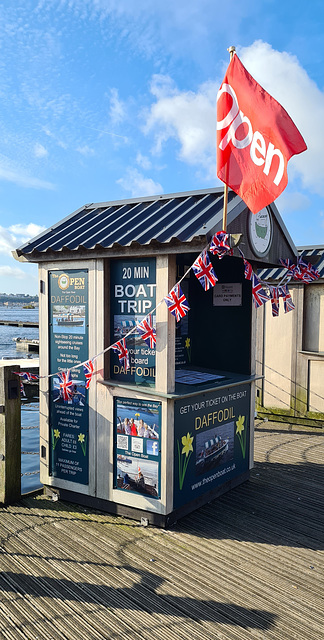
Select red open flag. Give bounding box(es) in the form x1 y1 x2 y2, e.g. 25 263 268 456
217 54 307 214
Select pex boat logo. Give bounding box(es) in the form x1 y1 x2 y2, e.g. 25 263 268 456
58 273 70 290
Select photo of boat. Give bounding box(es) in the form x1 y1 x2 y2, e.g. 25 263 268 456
52 304 86 334
196 436 229 469
57 315 84 327
195 422 234 475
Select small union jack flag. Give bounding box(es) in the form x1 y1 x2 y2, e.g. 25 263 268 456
269 286 280 317
83 359 95 389
192 250 218 291
280 257 320 283
251 274 269 308
209 231 233 259
164 283 190 322
112 338 130 371
137 314 156 349
58 370 73 402
13 371 39 381
20 382 26 397
244 259 253 281
279 285 295 313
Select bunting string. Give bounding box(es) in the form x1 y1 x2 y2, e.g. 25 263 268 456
13 231 319 389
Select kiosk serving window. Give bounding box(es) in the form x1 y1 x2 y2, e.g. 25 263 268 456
176 253 252 377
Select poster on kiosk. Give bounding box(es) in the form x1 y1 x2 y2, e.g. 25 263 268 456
48 269 89 485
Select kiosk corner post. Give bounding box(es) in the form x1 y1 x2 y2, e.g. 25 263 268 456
221 45 236 233
0 365 21 505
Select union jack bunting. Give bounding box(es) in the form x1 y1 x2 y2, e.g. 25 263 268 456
58 370 73 402
243 258 253 281
269 286 280 317
20 382 26 397
209 231 233 259
251 274 269 308
164 284 190 322
83 359 95 389
280 257 320 283
192 250 218 291
13 371 39 381
279 285 295 313
137 314 156 349
112 338 130 371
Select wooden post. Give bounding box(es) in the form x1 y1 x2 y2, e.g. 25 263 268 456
222 45 236 232
0 365 21 505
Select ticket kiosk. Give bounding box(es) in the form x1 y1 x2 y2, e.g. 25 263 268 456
14 188 297 525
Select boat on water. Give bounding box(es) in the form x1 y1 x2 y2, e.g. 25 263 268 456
56 315 84 327
196 435 229 468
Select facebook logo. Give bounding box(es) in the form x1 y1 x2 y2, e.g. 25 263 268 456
146 440 159 456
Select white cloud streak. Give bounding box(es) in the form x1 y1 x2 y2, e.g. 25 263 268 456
0 223 46 255
117 168 163 197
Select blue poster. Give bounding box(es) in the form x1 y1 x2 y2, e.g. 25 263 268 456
173 383 251 509
114 397 161 498
110 258 156 385
48 270 89 484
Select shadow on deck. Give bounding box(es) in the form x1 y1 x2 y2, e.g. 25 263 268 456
0 423 322 639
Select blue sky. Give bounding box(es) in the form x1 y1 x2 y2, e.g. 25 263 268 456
0 0 323 294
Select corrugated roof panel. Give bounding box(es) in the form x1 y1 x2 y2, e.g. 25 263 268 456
152 194 218 243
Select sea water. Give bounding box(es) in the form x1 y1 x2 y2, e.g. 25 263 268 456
0 306 41 493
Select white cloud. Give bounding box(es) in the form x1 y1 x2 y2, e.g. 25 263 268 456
136 152 151 170
239 42 324 196
76 145 95 156
276 191 311 213
117 168 163 197
0 223 46 255
144 74 217 179
143 42 324 193
109 88 126 125
0 265 35 280
33 143 48 158
0 155 54 190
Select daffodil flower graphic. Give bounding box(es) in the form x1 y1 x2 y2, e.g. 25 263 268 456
177 432 194 490
52 428 60 450
185 337 191 363
236 415 247 458
78 432 87 456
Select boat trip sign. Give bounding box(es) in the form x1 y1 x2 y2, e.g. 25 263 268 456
110 258 156 385
173 383 250 509
48 269 89 484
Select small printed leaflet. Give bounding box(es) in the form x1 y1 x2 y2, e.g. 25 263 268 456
112 338 130 371
209 231 233 259
251 274 269 308
164 283 190 322
192 249 218 291
137 314 156 348
269 286 280 317
83 359 95 389
58 370 73 401
279 285 295 313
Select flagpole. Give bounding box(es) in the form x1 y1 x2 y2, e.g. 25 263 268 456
222 45 236 232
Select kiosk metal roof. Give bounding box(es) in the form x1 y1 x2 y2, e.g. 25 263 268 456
14 187 296 261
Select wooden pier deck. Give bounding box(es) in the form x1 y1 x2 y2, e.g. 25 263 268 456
0 422 323 639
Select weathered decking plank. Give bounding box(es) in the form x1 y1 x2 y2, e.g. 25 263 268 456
0 422 323 639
